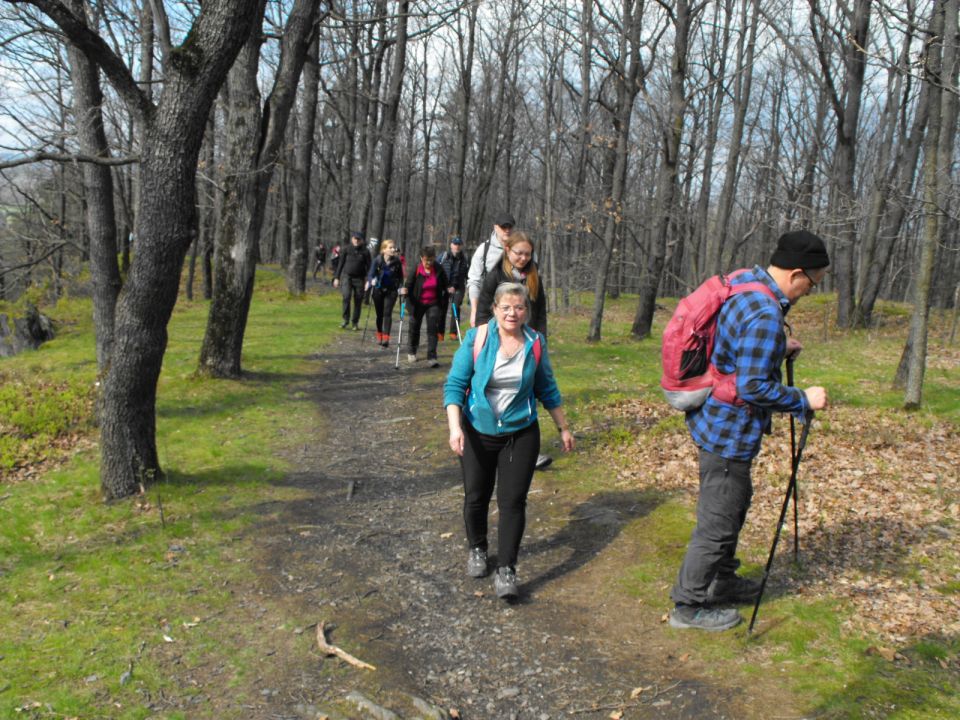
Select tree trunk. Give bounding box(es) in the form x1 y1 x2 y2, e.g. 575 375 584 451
65 0 121 373
368 0 410 244
198 0 318 377
903 0 958 407
632 0 696 339
288 29 320 294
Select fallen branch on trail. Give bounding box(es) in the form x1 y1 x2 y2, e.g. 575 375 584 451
316 621 376 671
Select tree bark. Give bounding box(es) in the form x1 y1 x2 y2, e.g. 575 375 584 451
288 28 320 294
632 0 696 339
198 0 319 377
65 0 121 373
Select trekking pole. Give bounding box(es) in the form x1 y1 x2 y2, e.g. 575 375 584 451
747 411 814 635
787 356 799 561
451 300 463 346
394 299 406 369
360 288 373 344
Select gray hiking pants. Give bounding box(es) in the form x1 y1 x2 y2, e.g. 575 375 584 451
671 448 753 606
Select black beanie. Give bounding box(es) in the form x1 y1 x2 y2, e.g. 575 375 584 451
769 230 830 270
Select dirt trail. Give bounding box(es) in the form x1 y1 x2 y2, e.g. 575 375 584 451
243 329 735 720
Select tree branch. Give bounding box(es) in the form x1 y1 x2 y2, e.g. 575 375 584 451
0 151 139 171
11 0 153 124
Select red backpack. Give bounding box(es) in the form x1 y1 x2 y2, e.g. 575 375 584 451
660 269 777 410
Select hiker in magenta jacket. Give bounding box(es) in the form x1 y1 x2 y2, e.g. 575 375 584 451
444 282 574 600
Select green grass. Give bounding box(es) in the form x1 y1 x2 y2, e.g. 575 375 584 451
545 294 960 718
0 271 339 718
2 285 958 719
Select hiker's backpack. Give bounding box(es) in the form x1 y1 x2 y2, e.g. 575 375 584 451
473 323 542 367
660 270 778 411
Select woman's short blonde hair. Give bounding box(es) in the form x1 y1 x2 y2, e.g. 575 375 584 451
492 282 530 313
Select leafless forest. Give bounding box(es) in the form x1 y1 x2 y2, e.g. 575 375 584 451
0 0 957 497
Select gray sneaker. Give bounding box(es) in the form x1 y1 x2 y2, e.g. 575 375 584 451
707 574 761 605
427 358 439 368
467 547 488 578
669 604 741 632
494 567 519 599
534 453 553 470
407 353 417 363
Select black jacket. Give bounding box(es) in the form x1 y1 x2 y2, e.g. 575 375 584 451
335 243 371 280
438 249 470 290
403 264 449 307
475 265 548 336
367 255 405 292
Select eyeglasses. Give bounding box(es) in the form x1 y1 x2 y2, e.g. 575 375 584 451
508 249 532 259
801 269 819 289
496 304 527 314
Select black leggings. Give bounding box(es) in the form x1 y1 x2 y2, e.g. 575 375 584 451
408 302 442 359
461 420 540 569
372 288 398 335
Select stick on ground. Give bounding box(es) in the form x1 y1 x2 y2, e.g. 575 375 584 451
316 621 376 671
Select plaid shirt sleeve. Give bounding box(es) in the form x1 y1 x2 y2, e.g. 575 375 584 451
687 268 809 460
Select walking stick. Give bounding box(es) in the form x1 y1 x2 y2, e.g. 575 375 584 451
786 356 799 561
394 299 406 369
360 287 373 344
451 300 463 346
747 411 814 635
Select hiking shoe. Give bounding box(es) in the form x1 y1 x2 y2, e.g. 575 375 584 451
467 547 488 578
449 332 459 340
494 567 519 599
437 333 444 341
340 321 349 329
534 453 553 470
669 604 741 632
707 574 762 605
427 358 439 368
352 323 360 331
407 353 417 363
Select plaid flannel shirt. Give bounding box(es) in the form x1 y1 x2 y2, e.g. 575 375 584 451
686 265 810 461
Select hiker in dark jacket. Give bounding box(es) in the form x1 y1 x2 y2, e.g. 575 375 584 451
400 245 449 367
475 231 547 336
444 282 574 600
439 236 469 340
365 238 406 347
333 231 371 329
313 243 327 280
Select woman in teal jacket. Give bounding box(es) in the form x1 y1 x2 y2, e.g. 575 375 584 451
444 283 574 600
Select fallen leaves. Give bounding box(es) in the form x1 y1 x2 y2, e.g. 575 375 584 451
609 399 960 643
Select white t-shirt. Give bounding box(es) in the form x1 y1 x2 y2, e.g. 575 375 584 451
484 346 526 419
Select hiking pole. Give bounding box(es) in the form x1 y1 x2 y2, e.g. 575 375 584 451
394 299 406 369
787 356 799 561
748 411 814 635
451 300 463 346
360 288 373 344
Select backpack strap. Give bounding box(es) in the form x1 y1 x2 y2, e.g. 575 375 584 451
473 323 541 367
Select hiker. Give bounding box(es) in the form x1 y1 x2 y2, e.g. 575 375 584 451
312 243 327 280
474 231 554 470
333 231 371 330
444 282 574 600
330 243 341 276
400 245 449 367
669 230 830 632
475 231 547 336
467 211 515 327
439 236 469 340
365 238 406 347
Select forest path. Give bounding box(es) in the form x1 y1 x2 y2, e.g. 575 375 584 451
242 320 736 720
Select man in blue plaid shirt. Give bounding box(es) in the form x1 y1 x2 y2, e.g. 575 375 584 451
670 231 830 632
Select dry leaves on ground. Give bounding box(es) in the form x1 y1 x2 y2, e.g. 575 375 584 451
608 399 960 643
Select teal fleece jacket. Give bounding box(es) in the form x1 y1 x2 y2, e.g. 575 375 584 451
443 320 563 435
